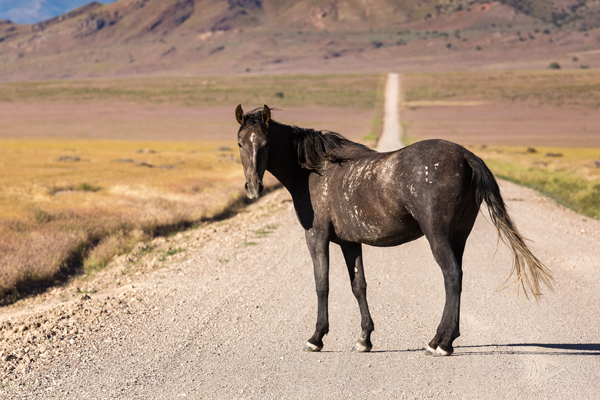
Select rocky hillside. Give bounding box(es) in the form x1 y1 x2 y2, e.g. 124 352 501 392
498 0 600 29
0 0 599 79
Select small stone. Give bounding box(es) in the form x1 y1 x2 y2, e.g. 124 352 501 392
78 294 91 303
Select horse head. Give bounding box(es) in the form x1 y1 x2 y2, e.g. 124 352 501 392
235 104 271 199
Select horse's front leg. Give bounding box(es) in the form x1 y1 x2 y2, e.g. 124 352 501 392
303 230 330 352
340 242 374 352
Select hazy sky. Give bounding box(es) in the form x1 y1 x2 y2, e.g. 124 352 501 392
0 0 113 24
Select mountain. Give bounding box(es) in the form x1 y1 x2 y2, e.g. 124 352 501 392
498 0 600 29
0 0 599 80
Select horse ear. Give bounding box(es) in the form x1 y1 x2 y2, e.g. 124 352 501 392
235 104 245 125
262 104 271 125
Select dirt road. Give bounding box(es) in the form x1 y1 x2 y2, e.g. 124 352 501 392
1 176 600 399
377 73 403 152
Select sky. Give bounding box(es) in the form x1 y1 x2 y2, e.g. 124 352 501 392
0 0 113 24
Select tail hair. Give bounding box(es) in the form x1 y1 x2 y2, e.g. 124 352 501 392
466 152 554 301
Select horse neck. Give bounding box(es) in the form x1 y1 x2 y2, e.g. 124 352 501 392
267 122 304 191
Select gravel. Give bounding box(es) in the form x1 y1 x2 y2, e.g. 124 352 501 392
1 181 599 399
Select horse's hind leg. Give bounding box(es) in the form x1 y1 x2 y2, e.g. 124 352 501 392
425 235 466 357
341 242 374 352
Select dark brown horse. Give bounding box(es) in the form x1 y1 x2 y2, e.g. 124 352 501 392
235 104 553 356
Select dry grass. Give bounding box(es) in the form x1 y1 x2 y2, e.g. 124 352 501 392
469 145 600 219
0 74 382 109
0 139 245 302
403 69 600 109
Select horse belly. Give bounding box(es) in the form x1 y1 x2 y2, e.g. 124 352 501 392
351 223 424 247
331 196 423 247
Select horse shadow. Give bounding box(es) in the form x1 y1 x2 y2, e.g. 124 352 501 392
371 343 600 356
453 343 600 356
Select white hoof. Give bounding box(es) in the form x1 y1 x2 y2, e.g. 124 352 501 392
424 345 436 355
352 342 372 353
303 342 322 352
433 346 452 357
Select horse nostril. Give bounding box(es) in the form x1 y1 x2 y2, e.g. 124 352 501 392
245 183 249 190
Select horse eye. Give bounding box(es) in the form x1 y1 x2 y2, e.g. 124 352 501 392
264 143 269 148
238 143 242 148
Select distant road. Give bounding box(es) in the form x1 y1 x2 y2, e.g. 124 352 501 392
377 73 403 152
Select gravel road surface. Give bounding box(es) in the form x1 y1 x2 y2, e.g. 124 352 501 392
1 178 599 399
377 73 403 152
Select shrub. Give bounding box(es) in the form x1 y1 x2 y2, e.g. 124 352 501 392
549 62 561 69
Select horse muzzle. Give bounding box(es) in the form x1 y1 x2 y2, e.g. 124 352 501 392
245 180 264 200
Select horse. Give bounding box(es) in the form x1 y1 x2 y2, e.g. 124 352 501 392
235 104 553 357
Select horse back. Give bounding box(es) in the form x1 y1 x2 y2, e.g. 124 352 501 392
308 139 477 246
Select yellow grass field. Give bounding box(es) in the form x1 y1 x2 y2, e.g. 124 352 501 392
0 139 246 301
0 140 243 220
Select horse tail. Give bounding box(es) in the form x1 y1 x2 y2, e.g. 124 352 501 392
465 152 554 301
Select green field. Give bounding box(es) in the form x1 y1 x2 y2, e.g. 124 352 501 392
469 145 600 220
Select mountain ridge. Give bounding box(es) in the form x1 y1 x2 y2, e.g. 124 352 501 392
0 0 599 80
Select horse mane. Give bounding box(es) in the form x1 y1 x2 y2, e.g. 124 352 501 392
289 126 375 171
244 108 376 171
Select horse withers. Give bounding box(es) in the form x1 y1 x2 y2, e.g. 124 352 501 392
235 104 553 357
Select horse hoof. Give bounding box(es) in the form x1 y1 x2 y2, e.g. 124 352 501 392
351 342 372 353
432 346 453 357
303 342 322 352
424 345 436 356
